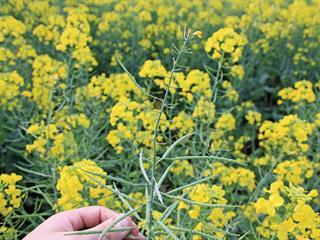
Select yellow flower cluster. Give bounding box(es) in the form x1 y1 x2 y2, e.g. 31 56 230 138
222 80 239 102
0 173 23 216
278 80 316 105
139 60 212 102
0 71 24 110
315 113 320 127
229 0 320 58
170 111 195 137
205 27 247 63
204 162 255 192
254 180 319 240
26 55 68 111
96 1 224 62
56 8 97 69
209 130 228 153
0 47 15 67
245 110 262 125
33 14 65 45
206 208 236 237
26 112 90 160
170 160 195 177
0 0 319 238
273 156 314 185
56 159 116 211
192 97 215 120
26 123 57 156
186 184 226 212
139 60 167 79
0 15 36 69
178 183 235 239
64 113 91 130
106 97 168 153
233 135 251 161
254 154 273 166
259 114 313 155
230 64 245 80
177 70 212 102
216 112 236 131
87 73 143 101
0 16 26 41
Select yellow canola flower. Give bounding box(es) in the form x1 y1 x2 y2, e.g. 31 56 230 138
273 156 314 185
278 80 316 105
259 114 313 155
205 27 247 63
216 112 236 131
25 117 84 160
0 16 26 41
0 173 23 216
222 80 239 102
269 193 284 207
254 180 320 240
170 111 195 137
183 183 235 237
192 97 215 120
207 208 236 228
66 113 91 129
139 60 167 78
176 70 212 102
204 162 255 191
188 184 227 205
188 205 201 219
170 160 195 177
55 8 97 69
56 159 114 211
230 64 245 80
0 71 24 110
245 110 262 125
30 55 68 111
87 73 144 101
106 97 169 152
33 14 65 45
254 197 276 217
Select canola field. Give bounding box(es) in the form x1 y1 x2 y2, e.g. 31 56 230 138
0 0 320 239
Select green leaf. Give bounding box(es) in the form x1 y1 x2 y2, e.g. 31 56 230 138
157 132 195 164
153 178 164 204
139 149 151 184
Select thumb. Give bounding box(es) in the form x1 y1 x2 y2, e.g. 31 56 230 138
85 215 135 240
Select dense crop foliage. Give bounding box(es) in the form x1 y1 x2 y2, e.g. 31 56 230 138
0 0 320 239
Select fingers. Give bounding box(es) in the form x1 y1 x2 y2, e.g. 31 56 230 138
89 215 136 240
56 206 120 231
70 215 140 240
24 206 146 240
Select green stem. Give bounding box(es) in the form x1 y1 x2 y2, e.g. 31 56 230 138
147 31 191 240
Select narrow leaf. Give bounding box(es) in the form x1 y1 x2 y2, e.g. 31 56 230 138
153 178 164 204
139 149 151 184
157 132 195 164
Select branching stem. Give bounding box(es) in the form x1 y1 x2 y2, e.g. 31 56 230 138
146 30 192 240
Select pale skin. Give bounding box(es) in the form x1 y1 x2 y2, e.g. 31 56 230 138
23 206 145 240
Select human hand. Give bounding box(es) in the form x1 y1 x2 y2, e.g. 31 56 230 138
23 206 145 240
